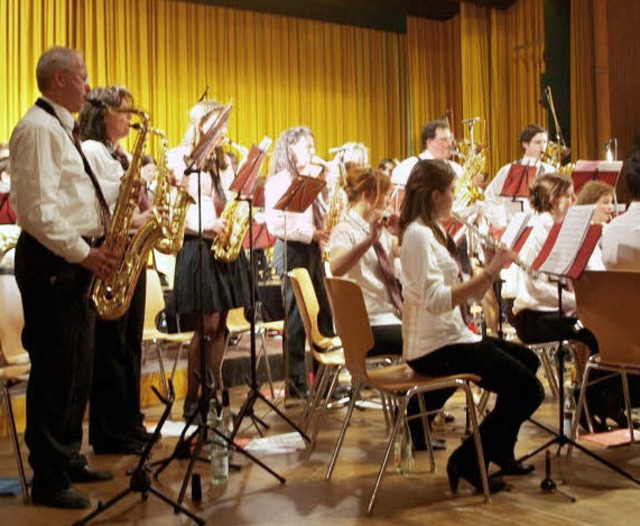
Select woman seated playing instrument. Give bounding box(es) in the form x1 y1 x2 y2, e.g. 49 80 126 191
512 173 627 430
399 159 544 494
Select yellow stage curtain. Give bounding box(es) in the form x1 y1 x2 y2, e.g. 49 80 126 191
570 0 597 161
486 0 546 175
405 15 462 156
1 0 407 164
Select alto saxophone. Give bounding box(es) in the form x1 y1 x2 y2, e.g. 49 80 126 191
91 107 165 320
212 138 271 262
150 128 195 255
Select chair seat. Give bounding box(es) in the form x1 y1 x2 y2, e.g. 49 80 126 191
258 320 284 332
366 363 481 392
143 328 194 343
315 335 342 352
313 348 345 367
0 363 30 381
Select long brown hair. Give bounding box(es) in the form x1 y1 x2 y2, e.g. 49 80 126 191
398 159 456 247
269 126 314 176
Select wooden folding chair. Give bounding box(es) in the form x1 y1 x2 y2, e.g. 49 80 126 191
142 268 193 396
572 270 640 445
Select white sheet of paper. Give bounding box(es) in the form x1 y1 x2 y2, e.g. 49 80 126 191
500 212 531 250
243 432 306 455
538 205 594 276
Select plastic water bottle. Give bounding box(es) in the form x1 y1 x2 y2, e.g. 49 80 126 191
206 399 217 455
393 420 414 474
210 412 229 485
221 389 234 461
563 385 576 438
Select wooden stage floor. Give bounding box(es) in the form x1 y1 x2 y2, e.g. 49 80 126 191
1 384 640 525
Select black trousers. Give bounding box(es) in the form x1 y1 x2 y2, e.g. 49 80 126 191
89 270 146 447
513 309 599 354
14 233 95 483
273 239 334 385
370 324 456 445
408 337 544 467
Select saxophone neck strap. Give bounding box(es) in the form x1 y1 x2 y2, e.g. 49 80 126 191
35 98 111 234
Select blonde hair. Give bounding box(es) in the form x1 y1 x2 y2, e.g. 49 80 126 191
576 180 614 205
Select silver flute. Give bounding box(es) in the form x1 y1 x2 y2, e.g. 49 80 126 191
451 212 540 279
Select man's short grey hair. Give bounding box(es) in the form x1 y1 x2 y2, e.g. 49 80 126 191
36 46 83 91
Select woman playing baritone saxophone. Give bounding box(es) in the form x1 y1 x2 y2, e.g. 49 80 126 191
399 159 544 494
79 85 154 454
168 100 250 420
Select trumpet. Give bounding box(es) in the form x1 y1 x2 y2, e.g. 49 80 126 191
450 213 540 279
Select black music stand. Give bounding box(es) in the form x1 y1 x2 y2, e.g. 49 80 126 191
272 174 327 401
73 382 205 526
151 113 288 505
517 211 640 496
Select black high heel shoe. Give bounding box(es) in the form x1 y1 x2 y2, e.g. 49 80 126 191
446 458 507 494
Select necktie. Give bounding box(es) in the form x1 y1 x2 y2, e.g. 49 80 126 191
372 240 403 316
312 198 325 231
72 123 112 234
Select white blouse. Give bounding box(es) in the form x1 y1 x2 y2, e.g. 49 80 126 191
400 219 479 361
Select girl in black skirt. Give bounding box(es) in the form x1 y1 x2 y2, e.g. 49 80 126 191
167 100 251 419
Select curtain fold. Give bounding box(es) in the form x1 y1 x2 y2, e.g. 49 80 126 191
570 0 597 161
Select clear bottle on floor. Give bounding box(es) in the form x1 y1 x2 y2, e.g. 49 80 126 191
210 411 229 485
221 388 234 460
393 418 414 475
563 384 576 438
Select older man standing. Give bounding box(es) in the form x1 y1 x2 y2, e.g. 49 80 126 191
9 46 117 509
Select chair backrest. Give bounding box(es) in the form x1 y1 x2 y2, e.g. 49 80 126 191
144 268 166 332
575 270 640 367
288 267 328 349
324 276 374 382
226 306 250 334
0 274 28 365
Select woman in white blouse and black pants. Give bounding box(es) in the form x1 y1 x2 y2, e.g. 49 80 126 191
399 159 544 494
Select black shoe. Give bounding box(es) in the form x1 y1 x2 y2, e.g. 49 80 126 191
32 484 91 509
67 464 114 483
446 458 507 494
495 459 535 476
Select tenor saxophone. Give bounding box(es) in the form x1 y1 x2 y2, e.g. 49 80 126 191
91 107 165 320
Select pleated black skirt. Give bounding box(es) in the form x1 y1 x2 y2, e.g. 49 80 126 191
173 236 251 314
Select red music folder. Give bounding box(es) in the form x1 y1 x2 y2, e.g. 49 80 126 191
273 175 326 213
500 163 539 198
230 137 272 196
242 221 276 249
571 160 622 195
532 207 602 280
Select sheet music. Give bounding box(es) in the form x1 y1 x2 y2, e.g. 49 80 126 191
574 160 623 173
500 212 531 250
538 205 594 276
